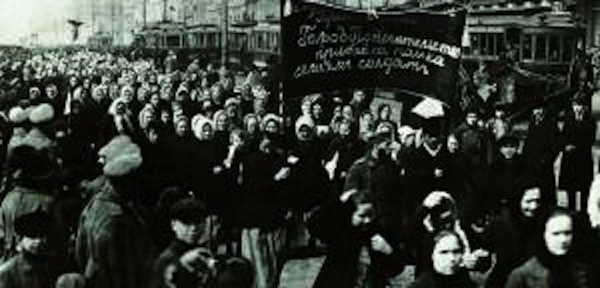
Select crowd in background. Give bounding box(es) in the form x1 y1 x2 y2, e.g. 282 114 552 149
0 47 597 288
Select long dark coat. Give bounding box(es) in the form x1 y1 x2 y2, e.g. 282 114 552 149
75 185 155 288
308 199 405 288
559 114 596 193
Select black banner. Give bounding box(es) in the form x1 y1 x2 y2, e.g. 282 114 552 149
282 1 466 103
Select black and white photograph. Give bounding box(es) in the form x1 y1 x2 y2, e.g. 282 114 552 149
0 0 598 287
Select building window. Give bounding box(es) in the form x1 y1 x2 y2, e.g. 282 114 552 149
562 35 574 63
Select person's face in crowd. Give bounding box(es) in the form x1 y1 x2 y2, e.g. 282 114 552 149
171 218 207 245
360 112 374 130
405 134 416 147
101 75 111 85
520 188 541 218
122 88 134 103
312 103 323 121
544 214 573 256
301 100 312 117
259 137 273 154
175 90 188 103
230 131 244 147
254 99 266 116
200 77 210 89
432 208 456 231
20 235 47 256
22 67 32 79
371 140 390 160
432 233 463 276
466 112 478 127
447 135 459 154
149 93 160 107
149 73 157 84
494 109 505 119
225 104 238 119
147 127 159 144
29 87 41 101
245 117 258 135
339 121 351 138
175 120 188 137
116 102 127 115
211 85 224 103
240 84 252 100
92 88 105 103
46 85 58 100
109 85 120 100
425 133 442 148
380 105 391 121
83 78 92 89
499 143 518 160
265 120 279 135
216 113 228 131
351 203 374 228
532 108 544 122
352 90 366 104
201 123 213 140
572 103 584 117
342 105 354 121
297 125 313 142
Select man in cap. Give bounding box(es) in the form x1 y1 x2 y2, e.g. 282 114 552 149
559 98 597 212
75 135 155 288
0 210 58 287
152 197 215 288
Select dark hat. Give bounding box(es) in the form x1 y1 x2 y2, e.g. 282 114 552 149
14 209 51 238
169 198 207 223
498 135 519 147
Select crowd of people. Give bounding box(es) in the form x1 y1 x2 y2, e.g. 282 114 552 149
0 47 597 288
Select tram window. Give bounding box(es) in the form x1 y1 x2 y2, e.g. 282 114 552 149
167 36 180 48
534 35 547 61
471 33 480 56
522 35 533 61
496 34 504 56
548 36 560 62
563 36 574 62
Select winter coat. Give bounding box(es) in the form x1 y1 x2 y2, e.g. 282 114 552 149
75 185 155 288
0 186 54 262
559 115 596 193
505 256 592 288
308 199 405 288
0 254 57 288
410 269 476 288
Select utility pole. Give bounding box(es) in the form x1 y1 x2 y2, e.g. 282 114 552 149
143 0 147 28
221 0 229 68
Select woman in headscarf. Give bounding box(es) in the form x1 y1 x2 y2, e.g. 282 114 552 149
505 209 594 288
212 109 231 149
190 115 227 215
408 191 491 277
165 115 194 189
410 230 477 288
100 97 135 146
243 113 261 153
482 183 546 288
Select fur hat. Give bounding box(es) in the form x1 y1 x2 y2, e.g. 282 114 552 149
103 151 143 178
99 135 141 166
14 209 51 238
8 106 28 124
29 103 55 124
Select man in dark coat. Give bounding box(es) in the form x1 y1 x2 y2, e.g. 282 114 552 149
522 106 563 207
559 99 597 212
75 136 155 288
